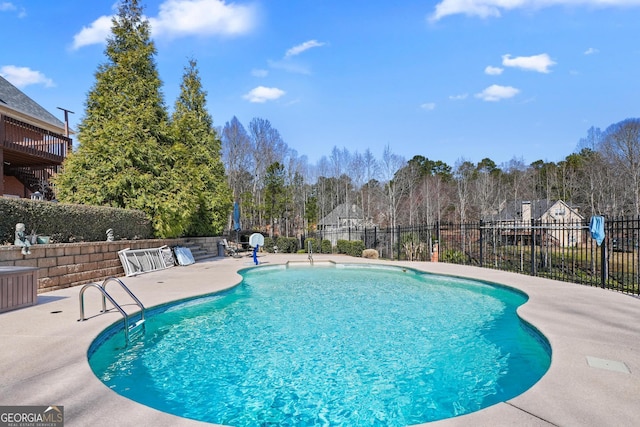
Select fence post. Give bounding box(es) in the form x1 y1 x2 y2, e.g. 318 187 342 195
374 227 377 255
364 227 368 248
600 239 606 288
479 220 484 267
530 218 537 276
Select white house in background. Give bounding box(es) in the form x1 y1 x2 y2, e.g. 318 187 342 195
318 203 371 230
317 203 374 246
490 199 585 247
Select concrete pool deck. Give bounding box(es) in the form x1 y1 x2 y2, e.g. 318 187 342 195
1 253 639 426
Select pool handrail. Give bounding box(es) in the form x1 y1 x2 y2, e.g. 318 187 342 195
78 276 146 343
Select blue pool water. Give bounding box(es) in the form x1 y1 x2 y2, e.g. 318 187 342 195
89 264 550 426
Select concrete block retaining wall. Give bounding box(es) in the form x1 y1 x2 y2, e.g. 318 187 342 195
0 237 220 293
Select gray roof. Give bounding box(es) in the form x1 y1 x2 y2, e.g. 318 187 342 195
497 200 552 220
492 199 582 221
0 75 65 130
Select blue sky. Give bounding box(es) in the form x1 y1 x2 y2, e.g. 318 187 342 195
2 0 640 168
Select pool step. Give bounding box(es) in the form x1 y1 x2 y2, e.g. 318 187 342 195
128 319 146 339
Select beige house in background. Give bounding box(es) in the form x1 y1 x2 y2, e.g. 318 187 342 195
491 200 585 247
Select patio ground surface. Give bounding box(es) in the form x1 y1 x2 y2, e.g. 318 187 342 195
1 253 639 426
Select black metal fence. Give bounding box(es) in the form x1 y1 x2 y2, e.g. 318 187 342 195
309 217 640 296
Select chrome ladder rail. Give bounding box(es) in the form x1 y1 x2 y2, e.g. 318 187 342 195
102 277 146 323
78 277 146 343
308 240 314 264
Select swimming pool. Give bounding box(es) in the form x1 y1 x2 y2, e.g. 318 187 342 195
89 263 550 426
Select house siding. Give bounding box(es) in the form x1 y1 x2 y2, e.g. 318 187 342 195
492 200 584 247
2 176 25 198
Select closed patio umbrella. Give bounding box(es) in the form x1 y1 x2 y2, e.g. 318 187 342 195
233 202 241 243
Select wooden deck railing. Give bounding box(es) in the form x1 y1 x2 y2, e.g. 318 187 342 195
1 115 71 161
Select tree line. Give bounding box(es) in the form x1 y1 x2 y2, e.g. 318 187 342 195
53 0 640 240
220 117 640 237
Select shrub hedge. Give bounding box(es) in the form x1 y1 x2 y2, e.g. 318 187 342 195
0 198 154 244
302 237 319 253
303 237 333 254
263 236 299 253
336 239 365 257
440 249 466 264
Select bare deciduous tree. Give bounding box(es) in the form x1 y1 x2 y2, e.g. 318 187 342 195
221 116 253 200
381 144 407 229
600 119 640 215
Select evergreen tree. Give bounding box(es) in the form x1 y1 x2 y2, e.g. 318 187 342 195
169 58 232 236
55 0 171 234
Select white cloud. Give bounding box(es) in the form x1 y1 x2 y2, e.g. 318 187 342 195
150 0 257 39
502 53 556 73
485 65 503 75
252 69 268 77
72 0 257 49
429 0 640 21
263 40 326 76
72 15 112 49
285 40 326 58
0 2 16 12
0 65 54 88
584 47 599 55
1 2 26 18
475 84 519 102
420 102 436 111
267 59 311 75
243 86 285 103
449 93 468 100
431 0 505 21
